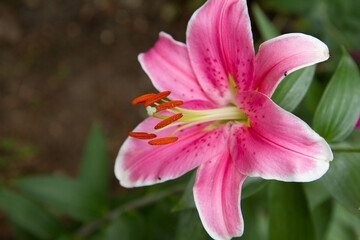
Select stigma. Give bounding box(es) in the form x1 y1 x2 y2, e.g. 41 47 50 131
129 91 247 145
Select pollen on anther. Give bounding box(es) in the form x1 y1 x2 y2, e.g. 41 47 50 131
154 113 183 130
146 106 157 116
148 137 178 145
155 100 183 112
129 132 157 139
143 91 171 107
131 93 156 105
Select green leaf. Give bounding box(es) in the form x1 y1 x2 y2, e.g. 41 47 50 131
325 223 357 240
16 176 106 221
303 180 331 211
79 123 109 198
313 48 360 142
261 0 316 15
321 152 360 217
11 222 38 240
89 213 143 240
272 65 316 112
303 181 333 240
302 79 323 116
330 130 360 152
331 203 360 235
241 186 269 240
100 218 133 240
172 172 196 211
312 199 333 240
55 236 78 240
252 3 279 41
269 181 316 240
346 130 360 148
242 177 268 200
0 187 63 240
175 210 211 240
324 203 360 240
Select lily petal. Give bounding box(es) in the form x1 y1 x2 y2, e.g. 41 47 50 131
139 32 210 102
187 0 254 105
253 33 329 96
115 100 227 187
231 91 333 182
194 133 246 240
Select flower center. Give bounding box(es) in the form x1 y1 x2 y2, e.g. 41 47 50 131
129 91 247 145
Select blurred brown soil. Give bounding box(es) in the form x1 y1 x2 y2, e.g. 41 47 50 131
0 0 204 238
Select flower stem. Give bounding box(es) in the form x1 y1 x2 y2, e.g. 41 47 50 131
331 147 360 152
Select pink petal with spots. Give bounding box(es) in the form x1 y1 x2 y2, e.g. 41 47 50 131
139 32 210 102
253 33 329 96
187 0 254 105
194 127 246 240
231 91 333 181
115 100 225 187
356 116 360 128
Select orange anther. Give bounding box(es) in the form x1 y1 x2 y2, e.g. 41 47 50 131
154 113 183 130
148 137 178 145
129 132 157 139
131 93 156 105
155 100 184 112
143 91 171 107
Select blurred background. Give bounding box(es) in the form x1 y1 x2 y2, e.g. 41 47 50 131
0 0 198 180
0 0 359 239
1 0 210 238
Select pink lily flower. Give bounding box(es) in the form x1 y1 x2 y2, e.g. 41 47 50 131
115 0 333 239
356 116 360 128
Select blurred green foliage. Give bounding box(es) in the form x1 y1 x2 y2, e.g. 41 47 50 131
313 48 360 142
258 0 360 55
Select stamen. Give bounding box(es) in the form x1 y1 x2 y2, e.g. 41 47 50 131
129 132 157 139
148 137 178 145
154 113 183 130
131 93 156 105
144 91 171 107
130 90 247 147
155 100 183 112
